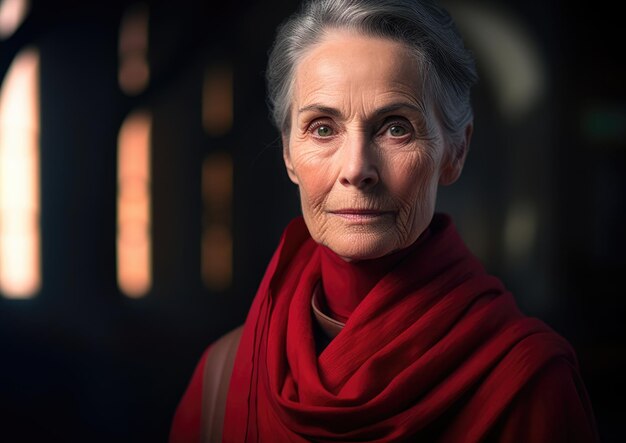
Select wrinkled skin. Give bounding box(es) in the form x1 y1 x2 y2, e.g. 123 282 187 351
283 30 472 261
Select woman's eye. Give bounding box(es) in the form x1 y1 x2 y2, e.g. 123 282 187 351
388 125 408 137
315 125 333 137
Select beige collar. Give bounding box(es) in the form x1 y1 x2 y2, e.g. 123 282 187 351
311 283 345 339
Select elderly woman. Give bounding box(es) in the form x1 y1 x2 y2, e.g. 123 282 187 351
170 0 599 442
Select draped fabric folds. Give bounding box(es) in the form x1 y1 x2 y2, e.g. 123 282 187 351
221 214 598 442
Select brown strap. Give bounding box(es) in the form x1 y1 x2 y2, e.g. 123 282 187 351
200 325 243 443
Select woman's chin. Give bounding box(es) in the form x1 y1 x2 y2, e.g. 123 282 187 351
322 235 396 262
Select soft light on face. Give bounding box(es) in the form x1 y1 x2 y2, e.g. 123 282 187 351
283 30 467 261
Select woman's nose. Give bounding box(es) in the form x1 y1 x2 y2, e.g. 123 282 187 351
338 134 379 189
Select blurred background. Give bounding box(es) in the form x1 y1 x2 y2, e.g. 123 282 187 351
0 0 624 441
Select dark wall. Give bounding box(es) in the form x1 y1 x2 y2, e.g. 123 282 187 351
0 0 623 442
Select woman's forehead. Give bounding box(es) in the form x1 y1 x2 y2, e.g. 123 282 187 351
292 31 425 114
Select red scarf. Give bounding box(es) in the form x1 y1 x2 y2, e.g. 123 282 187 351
222 214 596 442
318 228 430 323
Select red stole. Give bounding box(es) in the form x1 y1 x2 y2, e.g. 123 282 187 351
222 214 593 442
318 229 429 322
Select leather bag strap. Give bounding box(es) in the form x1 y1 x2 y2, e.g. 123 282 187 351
200 325 243 443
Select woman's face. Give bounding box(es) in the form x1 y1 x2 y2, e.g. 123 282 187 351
283 30 469 261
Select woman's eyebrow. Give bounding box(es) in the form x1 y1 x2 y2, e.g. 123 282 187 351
297 102 424 118
297 104 342 117
373 102 425 117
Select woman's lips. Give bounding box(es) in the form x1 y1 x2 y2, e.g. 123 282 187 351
329 209 394 222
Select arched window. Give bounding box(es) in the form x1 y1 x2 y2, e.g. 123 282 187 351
0 47 40 298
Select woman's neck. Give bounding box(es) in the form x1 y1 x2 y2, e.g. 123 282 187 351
318 230 430 322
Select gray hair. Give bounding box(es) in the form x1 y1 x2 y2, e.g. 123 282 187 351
266 0 478 150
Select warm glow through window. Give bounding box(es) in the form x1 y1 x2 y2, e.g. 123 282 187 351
201 62 234 290
0 48 40 298
118 3 149 95
0 0 29 40
117 111 151 297
201 152 233 291
202 63 233 136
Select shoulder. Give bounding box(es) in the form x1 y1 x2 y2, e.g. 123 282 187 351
489 357 600 443
200 325 244 408
210 325 244 355
169 325 244 443
169 347 211 443
198 325 244 442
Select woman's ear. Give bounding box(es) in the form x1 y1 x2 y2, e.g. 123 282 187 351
439 122 472 186
282 134 299 185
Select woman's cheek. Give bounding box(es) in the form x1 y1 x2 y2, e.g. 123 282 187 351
387 154 430 196
296 155 337 196
294 167 330 217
